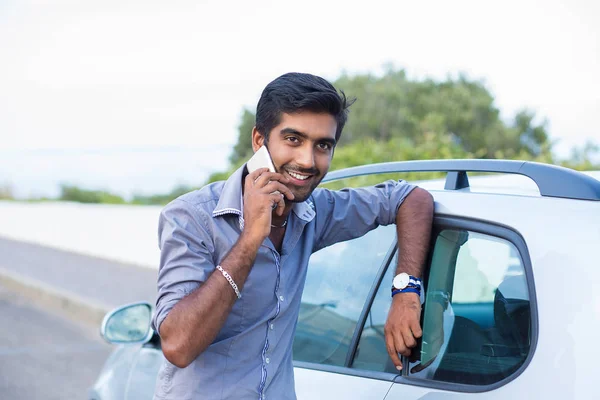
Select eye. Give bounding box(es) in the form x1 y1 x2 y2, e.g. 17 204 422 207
317 142 332 151
286 136 300 144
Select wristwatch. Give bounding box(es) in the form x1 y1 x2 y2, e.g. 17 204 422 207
392 272 422 291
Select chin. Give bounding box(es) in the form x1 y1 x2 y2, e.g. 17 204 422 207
289 195 310 203
287 178 323 203
289 187 318 203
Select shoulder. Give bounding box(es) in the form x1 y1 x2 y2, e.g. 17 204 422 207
161 180 226 217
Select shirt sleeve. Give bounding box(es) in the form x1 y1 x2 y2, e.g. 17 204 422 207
151 198 215 335
311 179 417 252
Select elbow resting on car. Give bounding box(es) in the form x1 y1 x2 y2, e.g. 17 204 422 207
405 187 434 209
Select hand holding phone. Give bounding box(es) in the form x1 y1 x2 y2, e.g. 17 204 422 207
247 146 281 210
243 146 294 238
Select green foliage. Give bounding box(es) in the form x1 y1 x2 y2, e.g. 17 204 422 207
59 184 126 204
229 108 256 165
206 169 236 184
330 133 471 169
560 141 600 171
334 69 551 159
322 133 472 189
131 184 197 206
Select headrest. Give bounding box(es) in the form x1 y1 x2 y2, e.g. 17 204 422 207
494 275 530 346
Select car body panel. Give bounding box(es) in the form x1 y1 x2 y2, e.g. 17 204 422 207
124 347 163 400
294 368 393 399
89 345 144 400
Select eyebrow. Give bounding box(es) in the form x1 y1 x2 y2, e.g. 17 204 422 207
279 127 337 147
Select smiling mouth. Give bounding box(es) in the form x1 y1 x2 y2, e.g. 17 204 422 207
286 170 312 182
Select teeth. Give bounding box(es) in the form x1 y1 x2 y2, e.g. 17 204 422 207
288 171 310 180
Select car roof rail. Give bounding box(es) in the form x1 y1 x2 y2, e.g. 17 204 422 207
323 159 600 201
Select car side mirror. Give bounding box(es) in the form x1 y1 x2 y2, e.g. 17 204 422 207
101 302 153 344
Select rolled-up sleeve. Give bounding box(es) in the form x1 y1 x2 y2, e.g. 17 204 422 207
312 179 416 252
152 199 215 335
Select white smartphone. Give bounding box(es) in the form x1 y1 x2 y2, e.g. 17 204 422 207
247 146 283 209
247 145 276 173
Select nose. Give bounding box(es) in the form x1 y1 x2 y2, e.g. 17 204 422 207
296 146 315 170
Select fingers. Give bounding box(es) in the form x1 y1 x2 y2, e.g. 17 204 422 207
252 170 285 188
385 295 423 370
401 326 417 350
385 333 403 371
386 323 413 371
250 170 295 201
270 192 286 216
252 169 277 188
264 181 294 201
246 168 271 187
410 319 423 339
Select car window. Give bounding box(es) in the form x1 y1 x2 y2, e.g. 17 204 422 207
352 227 532 387
292 224 396 367
351 252 398 372
410 229 531 386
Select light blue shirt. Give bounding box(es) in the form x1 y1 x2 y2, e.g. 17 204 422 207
152 165 416 400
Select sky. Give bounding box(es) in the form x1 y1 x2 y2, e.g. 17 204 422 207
1 0 599 199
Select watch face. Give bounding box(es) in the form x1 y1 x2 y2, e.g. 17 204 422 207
393 273 410 290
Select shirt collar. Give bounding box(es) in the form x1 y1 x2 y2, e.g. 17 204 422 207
212 164 245 219
212 163 316 227
292 195 316 222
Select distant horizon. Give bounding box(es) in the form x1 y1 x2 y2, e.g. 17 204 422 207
0 145 230 199
2 139 598 200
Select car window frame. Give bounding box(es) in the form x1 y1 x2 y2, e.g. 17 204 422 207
394 215 539 393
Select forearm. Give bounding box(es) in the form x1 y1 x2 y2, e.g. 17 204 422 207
159 231 263 368
395 187 434 278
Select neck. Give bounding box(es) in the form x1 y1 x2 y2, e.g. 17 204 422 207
271 207 292 228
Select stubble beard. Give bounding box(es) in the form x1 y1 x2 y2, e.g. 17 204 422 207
274 159 326 203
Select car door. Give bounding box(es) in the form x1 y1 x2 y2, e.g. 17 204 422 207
381 216 536 399
290 194 533 400
293 223 399 400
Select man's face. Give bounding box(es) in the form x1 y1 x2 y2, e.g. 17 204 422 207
252 111 337 203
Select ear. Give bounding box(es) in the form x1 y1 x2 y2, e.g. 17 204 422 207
251 126 266 152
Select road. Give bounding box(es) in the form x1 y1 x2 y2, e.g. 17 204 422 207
0 283 113 400
0 236 157 310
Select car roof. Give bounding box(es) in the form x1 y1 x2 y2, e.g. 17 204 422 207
324 160 600 201
416 170 600 198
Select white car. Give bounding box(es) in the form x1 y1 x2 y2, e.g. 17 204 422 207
89 159 600 399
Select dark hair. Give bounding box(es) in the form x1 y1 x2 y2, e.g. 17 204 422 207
255 72 355 143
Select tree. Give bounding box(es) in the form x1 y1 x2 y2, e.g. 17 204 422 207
131 184 196 205
59 185 126 204
229 108 256 165
561 141 600 171
333 69 551 158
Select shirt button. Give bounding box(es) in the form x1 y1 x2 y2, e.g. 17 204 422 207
270 324 274 330
265 358 270 364
279 295 284 302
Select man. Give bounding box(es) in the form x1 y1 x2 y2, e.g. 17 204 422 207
152 72 434 399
